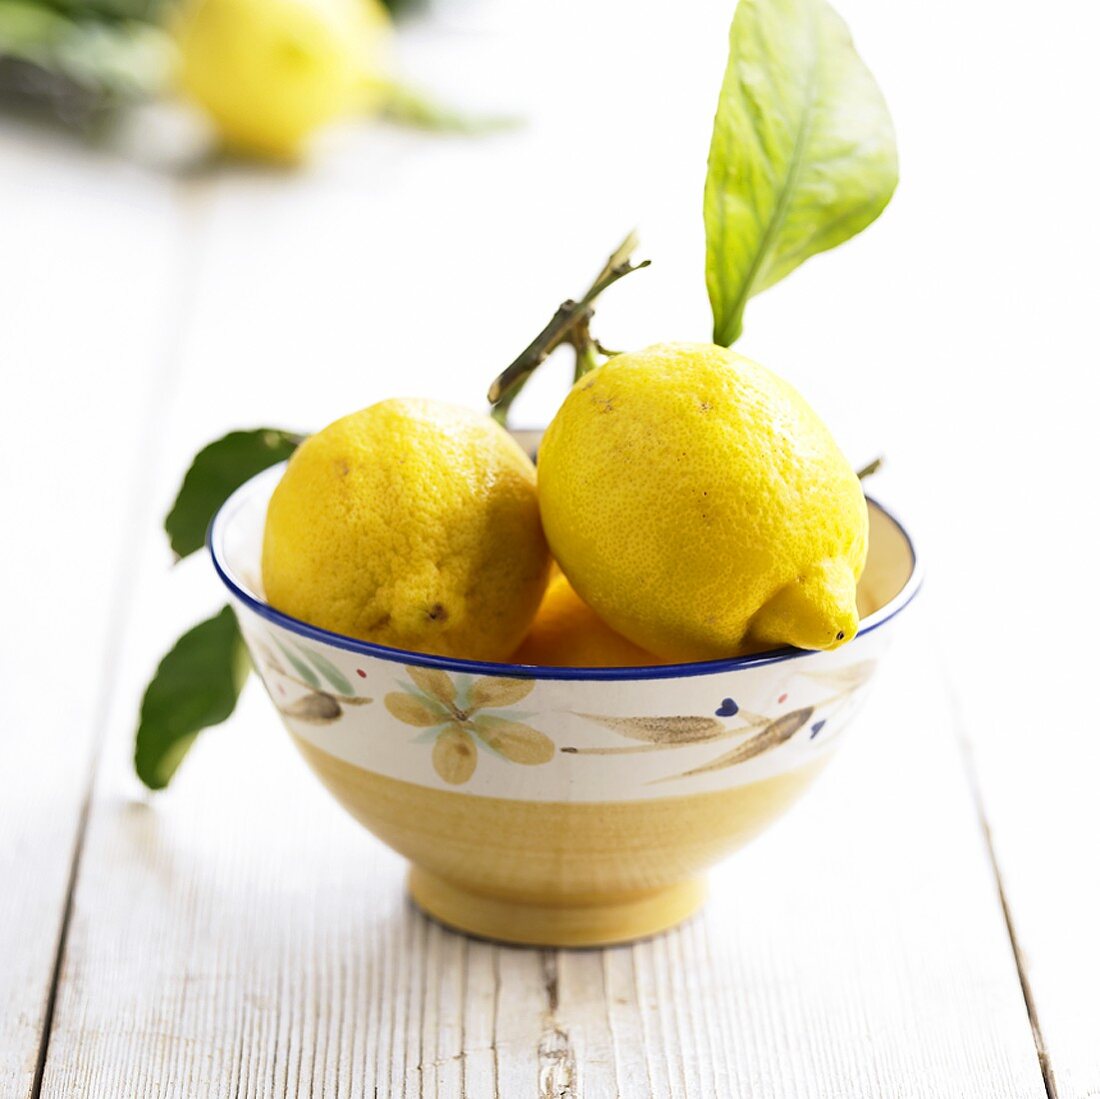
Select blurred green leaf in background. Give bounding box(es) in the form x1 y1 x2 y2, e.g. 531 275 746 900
0 0 172 121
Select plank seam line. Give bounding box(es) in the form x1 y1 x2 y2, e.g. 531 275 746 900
943 668 1059 1099
28 182 211 1099
27 742 95 1098
28 433 164 1099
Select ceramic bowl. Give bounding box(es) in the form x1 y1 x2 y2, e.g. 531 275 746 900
210 463 920 947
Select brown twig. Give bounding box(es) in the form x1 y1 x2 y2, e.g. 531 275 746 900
856 456 884 480
487 232 650 423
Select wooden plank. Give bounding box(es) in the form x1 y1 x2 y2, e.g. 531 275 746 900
808 1 1100 1094
0 123 187 1097
928 334 1100 1097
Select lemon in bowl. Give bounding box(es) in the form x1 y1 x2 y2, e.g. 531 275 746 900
262 399 551 663
511 570 666 669
538 342 869 661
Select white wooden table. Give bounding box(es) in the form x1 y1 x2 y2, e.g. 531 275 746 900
2 0 1098 1094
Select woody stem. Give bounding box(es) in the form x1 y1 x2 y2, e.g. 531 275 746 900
487 232 650 424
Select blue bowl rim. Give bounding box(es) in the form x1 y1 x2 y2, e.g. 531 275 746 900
208 463 922 682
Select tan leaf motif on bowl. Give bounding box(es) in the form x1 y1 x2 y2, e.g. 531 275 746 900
578 714 729 745
801 660 877 691
433 726 477 785
468 676 536 710
407 665 458 705
384 692 447 727
279 693 343 724
664 707 815 781
386 667 550 785
475 715 555 765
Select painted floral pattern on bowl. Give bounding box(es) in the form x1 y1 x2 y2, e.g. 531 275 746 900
214 463 920 804
232 608 889 801
384 667 553 784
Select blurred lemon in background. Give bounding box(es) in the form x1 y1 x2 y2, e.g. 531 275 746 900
174 0 391 159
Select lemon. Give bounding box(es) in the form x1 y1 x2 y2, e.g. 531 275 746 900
512 570 665 668
537 342 868 661
174 0 390 160
262 399 551 661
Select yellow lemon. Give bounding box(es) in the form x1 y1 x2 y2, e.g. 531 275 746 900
174 0 390 160
512 570 666 668
262 399 551 661
537 342 868 661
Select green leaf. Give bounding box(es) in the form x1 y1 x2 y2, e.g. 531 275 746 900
164 428 302 559
0 1 172 113
134 606 251 790
13 0 170 26
377 0 423 14
299 646 354 696
704 0 898 346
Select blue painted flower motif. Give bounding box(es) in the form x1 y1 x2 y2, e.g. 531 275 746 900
715 697 739 717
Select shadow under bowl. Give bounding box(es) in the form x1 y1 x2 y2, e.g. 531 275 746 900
211 465 920 947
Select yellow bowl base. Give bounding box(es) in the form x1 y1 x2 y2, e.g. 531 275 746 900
408 866 708 948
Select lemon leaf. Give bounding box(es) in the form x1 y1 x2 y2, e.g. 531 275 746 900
134 606 251 790
165 428 302 559
704 0 897 346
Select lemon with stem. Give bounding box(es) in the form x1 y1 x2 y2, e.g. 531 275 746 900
537 342 868 662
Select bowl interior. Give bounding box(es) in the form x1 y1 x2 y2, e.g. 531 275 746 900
857 500 915 619
211 463 918 676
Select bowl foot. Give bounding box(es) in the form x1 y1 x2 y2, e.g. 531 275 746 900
407 866 707 948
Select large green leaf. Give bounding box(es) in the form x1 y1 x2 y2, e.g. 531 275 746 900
164 428 301 559
134 606 252 790
704 0 898 346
